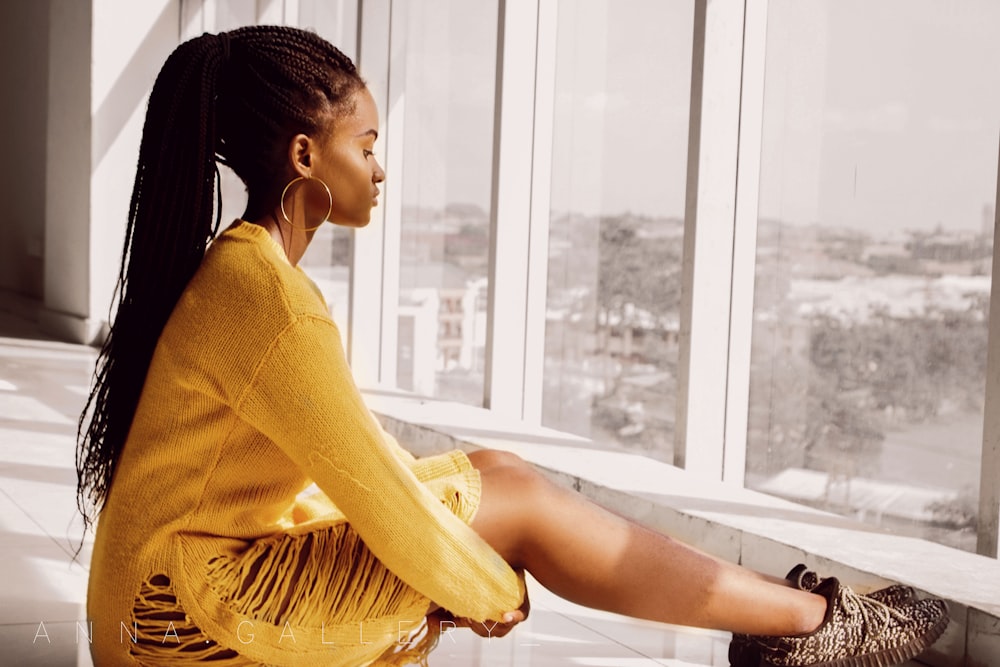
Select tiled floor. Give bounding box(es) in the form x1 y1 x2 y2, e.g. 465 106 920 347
0 306 923 667
0 328 97 667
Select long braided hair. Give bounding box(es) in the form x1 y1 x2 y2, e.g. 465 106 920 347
76 26 365 530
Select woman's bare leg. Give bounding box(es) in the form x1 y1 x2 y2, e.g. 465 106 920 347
467 449 826 637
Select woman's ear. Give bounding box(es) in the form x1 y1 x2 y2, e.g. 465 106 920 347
287 134 314 177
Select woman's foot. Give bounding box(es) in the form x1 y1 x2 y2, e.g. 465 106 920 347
733 576 948 667
729 565 920 667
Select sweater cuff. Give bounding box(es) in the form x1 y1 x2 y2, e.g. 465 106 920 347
409 449 470 482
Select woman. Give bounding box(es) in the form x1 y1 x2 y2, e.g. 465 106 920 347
76 26 948 667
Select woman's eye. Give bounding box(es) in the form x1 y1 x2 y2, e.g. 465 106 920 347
363 149 375 158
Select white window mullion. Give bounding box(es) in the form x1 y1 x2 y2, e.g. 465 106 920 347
722 0 768 486
377 0 407 386
521 0 557 425
180 0 216 40
350 0 393 387
978 140 1000 559
249 1 297 27
484 0 539 418
675 0 746 479
255 0 283 25
281 0 299 25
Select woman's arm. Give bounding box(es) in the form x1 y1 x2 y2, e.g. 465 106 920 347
235 315 524 622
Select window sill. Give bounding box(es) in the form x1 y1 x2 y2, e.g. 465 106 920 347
363 387 1000 667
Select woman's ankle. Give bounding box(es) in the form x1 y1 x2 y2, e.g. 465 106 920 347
792 590 828 635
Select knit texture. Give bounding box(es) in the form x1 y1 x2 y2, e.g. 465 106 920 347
87 221 524 666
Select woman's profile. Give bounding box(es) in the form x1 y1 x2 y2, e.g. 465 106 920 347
76 25 949 667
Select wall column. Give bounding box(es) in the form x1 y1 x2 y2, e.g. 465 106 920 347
42 0 97 343
42 0 180 344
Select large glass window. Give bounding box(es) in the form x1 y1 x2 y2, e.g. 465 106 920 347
748 0 1000 552
394 0 498 404
543 0 693 462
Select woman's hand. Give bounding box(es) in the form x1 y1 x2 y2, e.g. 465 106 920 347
428 583 531 640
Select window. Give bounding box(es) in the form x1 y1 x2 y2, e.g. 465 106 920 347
543 0 693 462
747 0 1000 552
394 0 499 404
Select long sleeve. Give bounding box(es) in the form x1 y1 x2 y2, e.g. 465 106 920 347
235 314 524 622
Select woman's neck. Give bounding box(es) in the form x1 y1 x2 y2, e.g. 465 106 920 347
243 210 316 266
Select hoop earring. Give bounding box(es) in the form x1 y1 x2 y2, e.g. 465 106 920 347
280 176 333 232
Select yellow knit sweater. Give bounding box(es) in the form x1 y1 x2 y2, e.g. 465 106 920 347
87 221 524 666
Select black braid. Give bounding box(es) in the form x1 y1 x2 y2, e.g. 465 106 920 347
75 26 364 535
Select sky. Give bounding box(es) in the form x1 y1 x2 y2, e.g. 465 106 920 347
400 0 1000 233
760 0 1000 232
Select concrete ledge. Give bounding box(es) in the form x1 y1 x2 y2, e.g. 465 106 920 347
364 388 1000 667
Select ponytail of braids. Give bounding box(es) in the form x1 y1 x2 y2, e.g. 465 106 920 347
75 33 228 531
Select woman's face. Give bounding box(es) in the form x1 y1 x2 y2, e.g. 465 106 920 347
314 87 386 228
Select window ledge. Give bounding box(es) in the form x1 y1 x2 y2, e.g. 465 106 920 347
363 387 1000 667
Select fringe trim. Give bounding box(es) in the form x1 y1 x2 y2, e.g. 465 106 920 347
205 522 428 631
130 575 263 666
130 472 475 665
374 616 442 667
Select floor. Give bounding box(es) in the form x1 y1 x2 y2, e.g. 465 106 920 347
0 304 922 667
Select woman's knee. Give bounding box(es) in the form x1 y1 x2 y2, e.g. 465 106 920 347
478 454 557 534
469 451 552 565
467 448 529 473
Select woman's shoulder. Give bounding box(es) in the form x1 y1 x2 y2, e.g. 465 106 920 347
154 222 336 388
198 221 329 319
161 222 331 353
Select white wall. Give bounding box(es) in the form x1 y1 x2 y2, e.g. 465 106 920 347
39 0 180 343
43 0 94 340
89 0 181 330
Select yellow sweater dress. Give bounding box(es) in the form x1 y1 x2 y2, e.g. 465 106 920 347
87 221 524 666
